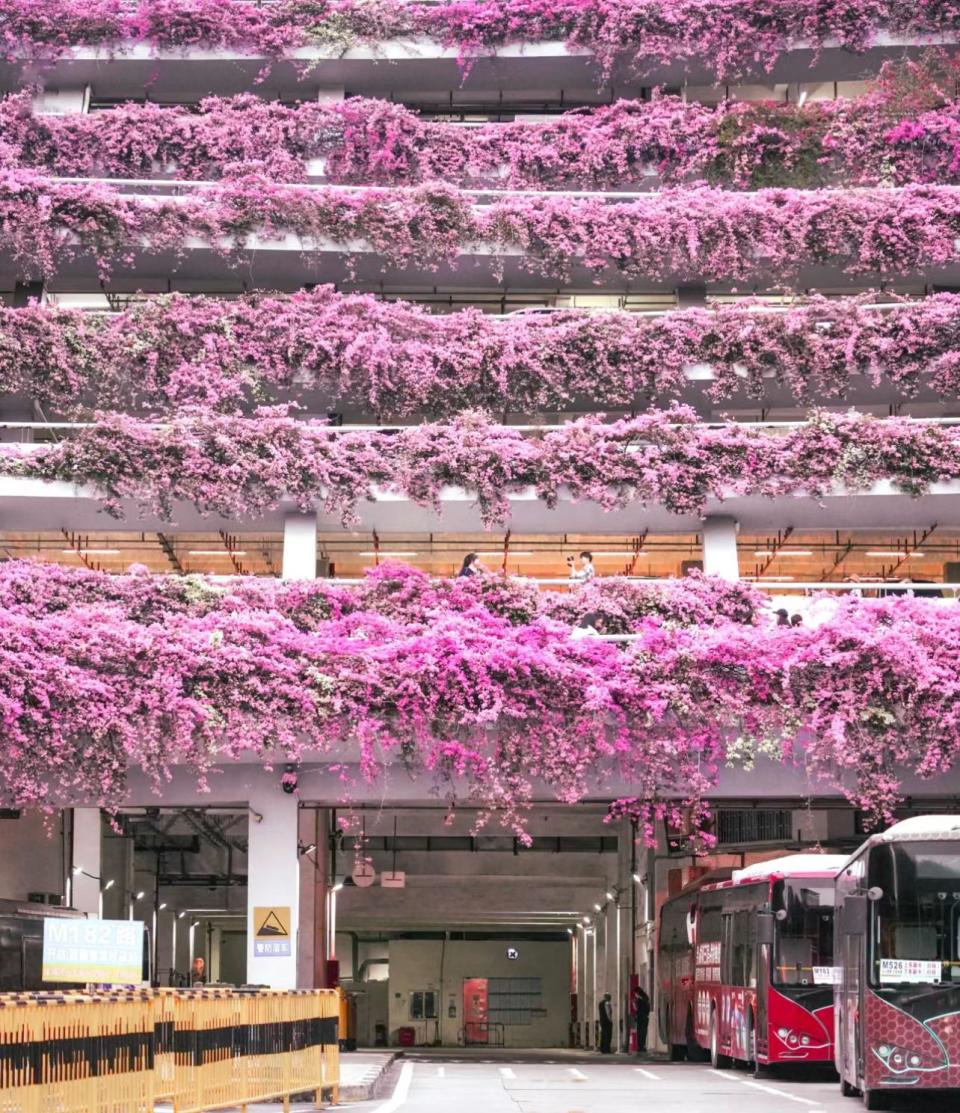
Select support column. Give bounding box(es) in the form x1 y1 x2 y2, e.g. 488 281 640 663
701 515 740 580
70 808 101 916
281 511 318 580
297 807 329 988
246 787 300 988
577 925 588 1046
32 86 90 115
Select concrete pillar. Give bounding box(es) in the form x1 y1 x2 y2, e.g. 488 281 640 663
32 86 90 115
246 787 300 988
577 925 588 1046
701 515 740 580
297 807 329 988
70 808 101 916
209 925 223 982
281 511 318 580
675 283 707 309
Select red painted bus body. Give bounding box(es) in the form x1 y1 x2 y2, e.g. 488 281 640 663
658 854 847 1070
834 816 960 1110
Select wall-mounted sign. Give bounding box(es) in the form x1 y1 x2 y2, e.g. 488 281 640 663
381 871 406 889
42 918 144 984
253 906 292 957
352 863 376 888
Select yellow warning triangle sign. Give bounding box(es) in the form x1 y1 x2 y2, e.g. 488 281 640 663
256 909 289 937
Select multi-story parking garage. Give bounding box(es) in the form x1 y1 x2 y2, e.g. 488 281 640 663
3 4 960 1109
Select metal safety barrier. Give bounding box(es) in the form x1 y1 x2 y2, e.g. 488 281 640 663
0 987 339 1113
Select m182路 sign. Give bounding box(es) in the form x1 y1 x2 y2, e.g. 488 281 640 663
42 918 144 984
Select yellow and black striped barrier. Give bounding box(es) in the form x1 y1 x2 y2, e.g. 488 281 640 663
0 987 339 1113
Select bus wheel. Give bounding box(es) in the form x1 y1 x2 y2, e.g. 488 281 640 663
863 1090 889 1110
840 1077 857 1097
709 1013 732 1070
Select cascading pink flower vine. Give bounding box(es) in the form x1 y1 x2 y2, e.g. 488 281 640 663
5 171 960 282
3 407 958 525
4 289 960 418
0 559 957 842
7 91 960 191
0 0 955 79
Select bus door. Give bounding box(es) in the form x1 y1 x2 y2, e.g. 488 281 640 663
756 911 773 1062
720 909 735 1056
836 893 867 1087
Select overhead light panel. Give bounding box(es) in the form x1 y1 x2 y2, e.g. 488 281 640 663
865 551 923 558
188 549 248 556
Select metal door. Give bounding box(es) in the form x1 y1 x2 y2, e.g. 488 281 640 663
463 977 488 1044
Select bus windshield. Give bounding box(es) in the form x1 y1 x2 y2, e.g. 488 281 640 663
868 840 960 987
772 879 835 986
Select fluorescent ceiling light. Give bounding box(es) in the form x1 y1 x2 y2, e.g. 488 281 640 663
760 575 795 580
592 551 647 557
61 548 121 555
865 551 923 558
754 549 813 557
475 551 534 557
188 549 248 556
358 551 418 557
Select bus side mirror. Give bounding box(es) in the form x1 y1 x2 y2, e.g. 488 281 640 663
843 895 867 935
757 911 774 946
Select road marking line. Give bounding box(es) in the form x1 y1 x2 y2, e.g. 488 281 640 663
499 1067 516 1079
375 1061 414 1113
634 1067 661 1080
708 1070 824 1107
569 1068 588 1080
436 1066 445 1077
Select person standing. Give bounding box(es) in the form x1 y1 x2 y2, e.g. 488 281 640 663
567 551 596 582
457 552 488 578
191 956 206 986
633 984 651 1054
598 992 614 1053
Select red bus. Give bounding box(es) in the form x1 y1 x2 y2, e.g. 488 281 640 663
835 815 960 1110
658 853 847 1070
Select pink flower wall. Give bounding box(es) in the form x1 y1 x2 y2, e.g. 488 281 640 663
2 560 957 841
5 172 960 282
1 0 955 78
6 91 960 191
5 407 959 525
3 288 960 417
3 1 960 832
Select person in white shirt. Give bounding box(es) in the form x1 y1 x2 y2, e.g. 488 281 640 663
567 550 596 582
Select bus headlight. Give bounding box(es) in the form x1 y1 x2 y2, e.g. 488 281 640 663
873 1043 946 1076
775 1026 825 1050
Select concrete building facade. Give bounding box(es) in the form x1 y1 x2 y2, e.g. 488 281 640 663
0 0 959 1055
